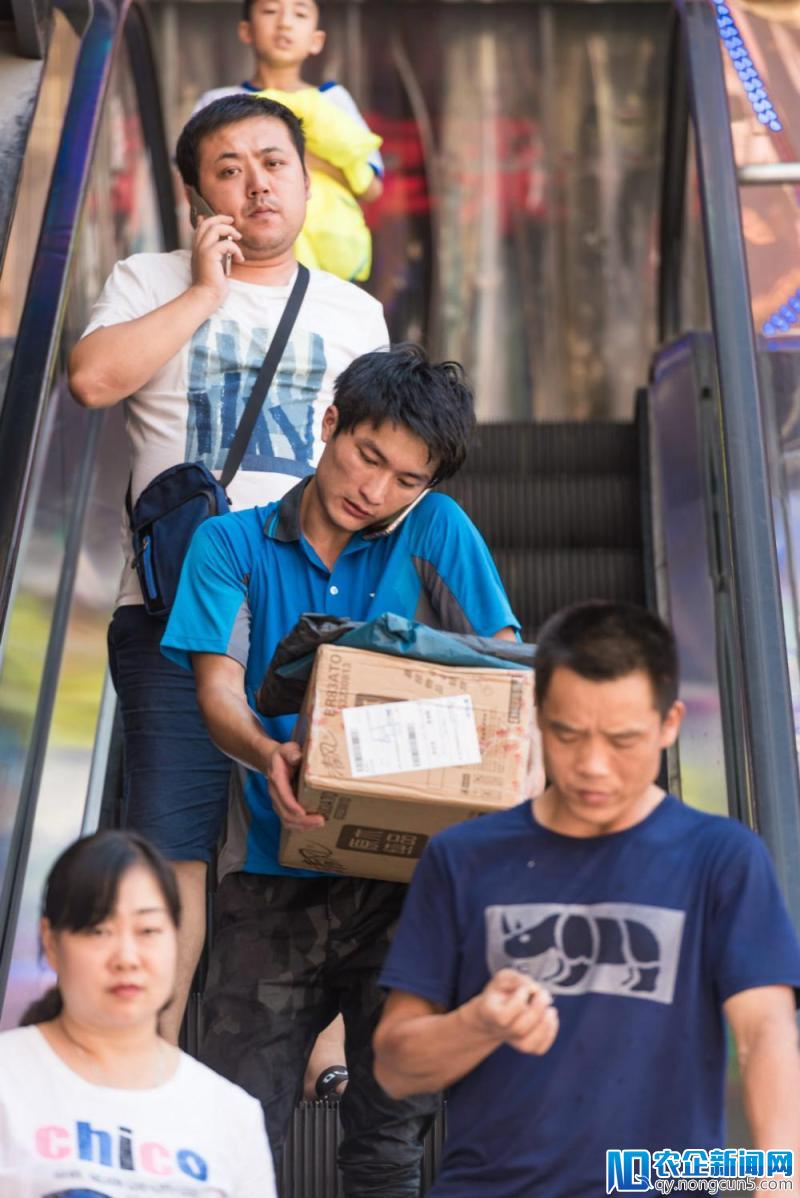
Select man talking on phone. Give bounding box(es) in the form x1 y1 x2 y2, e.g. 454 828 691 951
160 342 522 1195
67 95 388 1044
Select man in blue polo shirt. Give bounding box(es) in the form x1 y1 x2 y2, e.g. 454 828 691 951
162 343 519 1195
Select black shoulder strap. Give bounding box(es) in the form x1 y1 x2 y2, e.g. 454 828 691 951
220 264 310 489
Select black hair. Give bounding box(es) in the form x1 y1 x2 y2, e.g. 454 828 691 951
240 0 320 20
534 601 679 718
175 94 306 190
331 344 476 483
19 830 181 1027
242 0 321 18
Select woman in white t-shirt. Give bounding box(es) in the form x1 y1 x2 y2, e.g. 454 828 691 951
0 830 277 1198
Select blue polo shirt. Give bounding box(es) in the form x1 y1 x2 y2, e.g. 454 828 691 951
161 479 520 878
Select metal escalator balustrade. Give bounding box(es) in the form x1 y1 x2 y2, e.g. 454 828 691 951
441 422 646 641
663 0 800 928
0 0 178 1025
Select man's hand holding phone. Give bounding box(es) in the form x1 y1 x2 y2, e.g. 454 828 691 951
188 187 244 303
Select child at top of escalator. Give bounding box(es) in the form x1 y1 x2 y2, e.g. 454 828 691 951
193 0 383 283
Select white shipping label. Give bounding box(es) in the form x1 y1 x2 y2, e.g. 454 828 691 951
342 694 482 778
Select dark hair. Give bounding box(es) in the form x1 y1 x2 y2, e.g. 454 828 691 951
534 601 679 717
242 0 320 19
20 831 181 1026
175 95 306 189
331 344 476 483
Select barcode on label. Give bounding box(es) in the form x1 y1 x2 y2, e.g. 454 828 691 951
350 730 365 774
342 694 481 777
407 725 421 769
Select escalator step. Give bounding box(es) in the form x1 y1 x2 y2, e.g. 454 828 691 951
440 474 642 550
281 1101 446 1198
281 1101 342 1198
467 422 638 475
492 547 645 639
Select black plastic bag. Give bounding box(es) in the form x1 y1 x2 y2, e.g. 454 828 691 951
257 611 535 716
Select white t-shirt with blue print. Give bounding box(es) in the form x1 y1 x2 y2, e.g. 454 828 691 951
161 480 520 880
0 1026 276 1197
82 252 388 606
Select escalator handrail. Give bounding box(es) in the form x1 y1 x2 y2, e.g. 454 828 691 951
0 0 178 1010
0 0 123 636
0 0 126 1016
124 2 180 255
658 12 690 344
0 0 177 643
670 0 800 924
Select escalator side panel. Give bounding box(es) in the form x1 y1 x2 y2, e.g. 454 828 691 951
756 345 800 779
649 333 738 820
0 4 170 1025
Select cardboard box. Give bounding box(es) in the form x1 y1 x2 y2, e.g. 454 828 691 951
279 645 537 882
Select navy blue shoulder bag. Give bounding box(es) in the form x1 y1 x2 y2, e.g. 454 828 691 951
126 265 309 619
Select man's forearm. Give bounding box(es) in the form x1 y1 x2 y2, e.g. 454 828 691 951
373 1001 502 1099
69 284 219 408
196 678 276 775
191 653 321 830
741 1031 800 1185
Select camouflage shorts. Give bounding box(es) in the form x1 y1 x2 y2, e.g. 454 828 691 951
200 872 439 1197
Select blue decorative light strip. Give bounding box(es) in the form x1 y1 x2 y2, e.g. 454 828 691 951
712 0 783 133
712 0 794 334
763 288 800 337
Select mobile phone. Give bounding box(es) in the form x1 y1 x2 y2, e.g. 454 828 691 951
187 186 232 276
362 488 431 540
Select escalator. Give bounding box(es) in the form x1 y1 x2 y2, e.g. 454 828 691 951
442 420 648 642
0 2 799 1196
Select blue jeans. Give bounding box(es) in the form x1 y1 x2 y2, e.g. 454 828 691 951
107 604 232 861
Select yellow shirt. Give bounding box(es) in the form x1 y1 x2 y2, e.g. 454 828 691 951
258 86 383 281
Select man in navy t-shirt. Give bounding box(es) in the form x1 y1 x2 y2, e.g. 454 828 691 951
162 344 520 1195
375 601 800 1198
